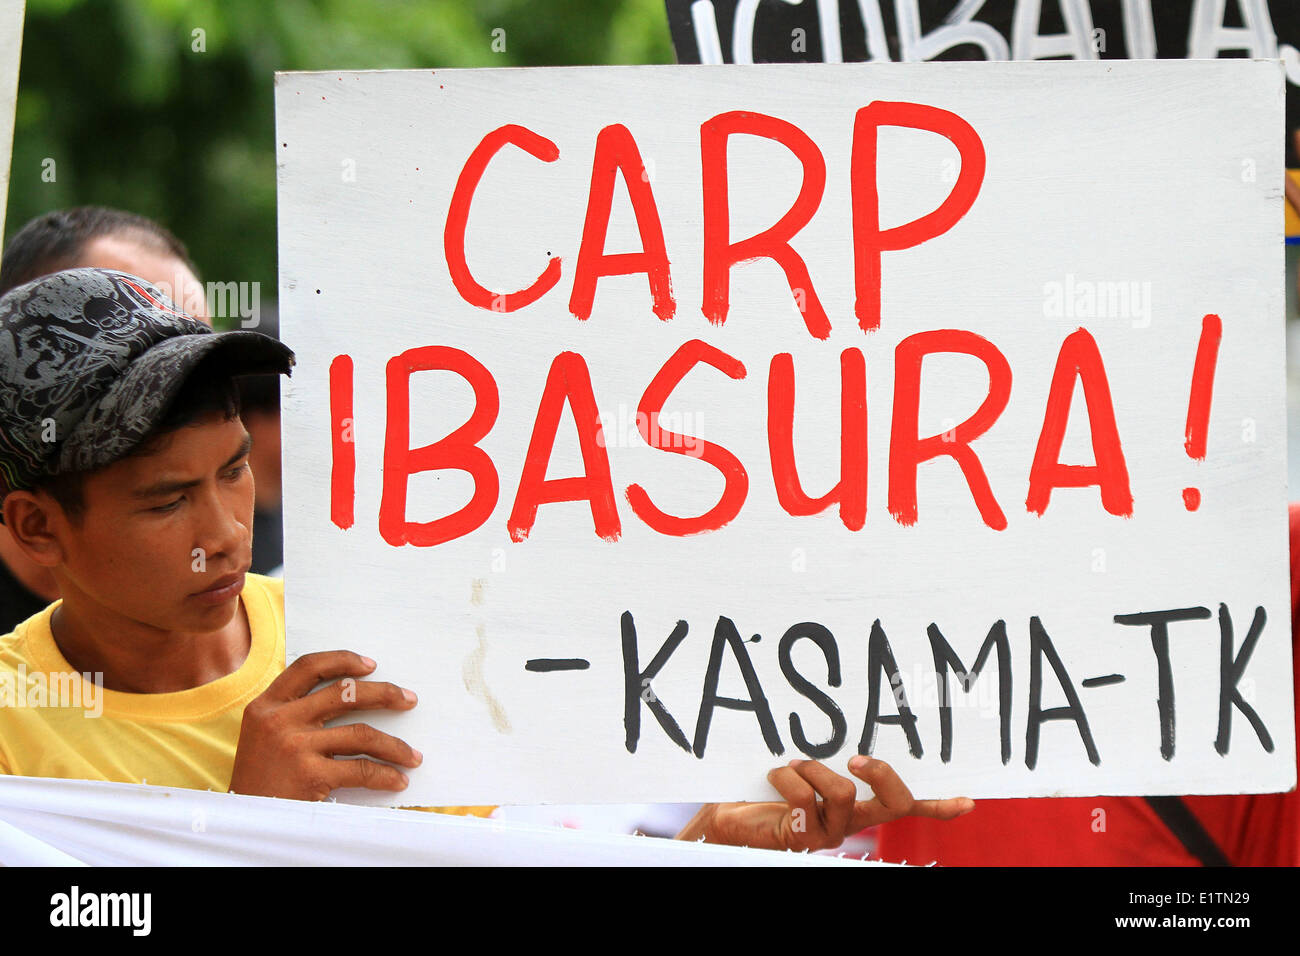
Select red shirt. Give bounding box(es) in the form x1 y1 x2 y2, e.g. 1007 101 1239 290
875 504 1300 866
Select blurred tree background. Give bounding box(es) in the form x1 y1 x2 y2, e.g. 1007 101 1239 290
6 0 675 327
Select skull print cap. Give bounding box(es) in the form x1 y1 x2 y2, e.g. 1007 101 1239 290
0 268 294 500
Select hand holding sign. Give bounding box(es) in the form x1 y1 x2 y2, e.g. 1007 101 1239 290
677 756 974 850
228 651 422 800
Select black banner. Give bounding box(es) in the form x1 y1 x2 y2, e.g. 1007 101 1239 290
665 1 1300 161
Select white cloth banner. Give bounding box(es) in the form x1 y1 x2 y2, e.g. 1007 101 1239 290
0 776 881 866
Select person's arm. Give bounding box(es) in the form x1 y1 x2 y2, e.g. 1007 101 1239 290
1286 172 1300 218
228 650 423 800
676 756 973 851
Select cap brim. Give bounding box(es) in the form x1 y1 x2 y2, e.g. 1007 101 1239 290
57 330 295 475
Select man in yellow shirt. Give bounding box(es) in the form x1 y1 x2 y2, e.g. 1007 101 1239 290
0 268 971 852
0 267 426 797
0 206 215 633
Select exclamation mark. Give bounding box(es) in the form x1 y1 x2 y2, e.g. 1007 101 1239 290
1182 314 1222 512
330 354 355 529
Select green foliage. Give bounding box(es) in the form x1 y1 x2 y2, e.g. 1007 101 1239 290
6 0 674 326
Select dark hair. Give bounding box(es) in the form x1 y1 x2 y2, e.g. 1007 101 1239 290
237 373 280 416
39 366 242 522
0 206 198 297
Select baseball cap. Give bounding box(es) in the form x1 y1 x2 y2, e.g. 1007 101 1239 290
0 268 294 500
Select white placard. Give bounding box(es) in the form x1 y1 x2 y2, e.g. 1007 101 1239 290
275 61 1293 806
0 0 24 244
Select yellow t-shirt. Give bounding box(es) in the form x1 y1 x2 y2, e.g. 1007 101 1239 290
0 574 491 816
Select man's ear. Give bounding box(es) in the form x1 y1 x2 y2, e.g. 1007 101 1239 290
2 492 66 567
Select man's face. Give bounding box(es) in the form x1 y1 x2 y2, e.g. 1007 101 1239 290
77 235 210 324
51 412 255 634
